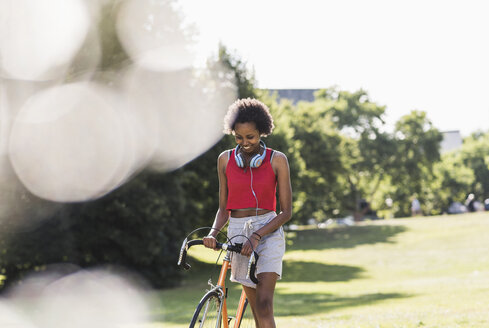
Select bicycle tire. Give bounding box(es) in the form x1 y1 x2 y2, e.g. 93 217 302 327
234 298 255 328
189 291 222 328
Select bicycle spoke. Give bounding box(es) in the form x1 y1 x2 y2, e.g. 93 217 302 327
190 291 222 328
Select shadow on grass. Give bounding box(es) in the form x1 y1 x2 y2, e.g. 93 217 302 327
283 261 364 282
155 260 367 324
286 224 408 251
152 287 412 325
274 291 413 317
156 224 408 324
181 256 365 285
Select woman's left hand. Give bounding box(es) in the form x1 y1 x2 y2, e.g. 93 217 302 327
241 235 260 257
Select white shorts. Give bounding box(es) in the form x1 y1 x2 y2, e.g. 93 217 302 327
227 212 286 288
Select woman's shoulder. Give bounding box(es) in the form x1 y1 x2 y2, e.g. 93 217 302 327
269 149 287 160
218 149 234 159
217 149 234 168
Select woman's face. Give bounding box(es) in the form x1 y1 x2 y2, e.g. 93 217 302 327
234 122 260 154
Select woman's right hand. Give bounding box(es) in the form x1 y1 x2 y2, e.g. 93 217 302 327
203 235 217 250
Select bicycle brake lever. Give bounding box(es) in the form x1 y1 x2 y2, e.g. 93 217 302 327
177 238 191 270
246 251 260 284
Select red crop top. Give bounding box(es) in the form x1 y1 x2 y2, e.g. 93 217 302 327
226 148 277 211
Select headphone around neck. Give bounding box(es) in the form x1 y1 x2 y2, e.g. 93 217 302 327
234 140 267 168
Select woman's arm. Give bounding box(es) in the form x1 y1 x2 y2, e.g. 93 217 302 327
203 151 230 249
241 151 293 255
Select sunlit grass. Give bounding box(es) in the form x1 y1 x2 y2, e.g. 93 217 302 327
150 212 489 327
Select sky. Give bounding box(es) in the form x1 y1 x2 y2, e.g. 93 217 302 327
182 0 489 136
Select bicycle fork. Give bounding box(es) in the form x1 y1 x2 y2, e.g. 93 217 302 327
215 253 232 328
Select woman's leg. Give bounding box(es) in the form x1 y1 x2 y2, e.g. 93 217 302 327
243 272 278 328
242 286 260 328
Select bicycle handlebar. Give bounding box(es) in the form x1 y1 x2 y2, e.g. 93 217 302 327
177 238 260 284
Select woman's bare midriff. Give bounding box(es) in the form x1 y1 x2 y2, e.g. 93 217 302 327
230 208 272 218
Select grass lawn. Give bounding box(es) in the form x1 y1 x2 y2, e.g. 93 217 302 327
149 212 489 327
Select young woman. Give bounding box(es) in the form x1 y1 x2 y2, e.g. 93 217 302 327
203 98 292 328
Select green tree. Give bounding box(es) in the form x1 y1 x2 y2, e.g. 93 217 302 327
0 171 196 289
431 151 475 213
390 111 443 216
460 131 489 200
290 88 399 221
287 100 344 221
320 88 397 217
215 45 256 100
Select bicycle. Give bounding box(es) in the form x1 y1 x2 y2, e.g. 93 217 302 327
178 235 260 328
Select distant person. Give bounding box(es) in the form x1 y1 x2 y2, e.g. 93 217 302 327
385 197 393 219
473 200 483 211
465 193 476 212
359 199 369 212
357 199 380 220
411 195 422 216
448 201 466 214
484 198 489 211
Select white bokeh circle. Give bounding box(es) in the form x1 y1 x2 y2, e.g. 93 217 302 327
9 83 133 202
116 0 198 71
0 0 91 80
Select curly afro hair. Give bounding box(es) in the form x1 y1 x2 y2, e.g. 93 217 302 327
223 98 274 136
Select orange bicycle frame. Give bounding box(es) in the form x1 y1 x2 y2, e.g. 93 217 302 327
216 253 249 328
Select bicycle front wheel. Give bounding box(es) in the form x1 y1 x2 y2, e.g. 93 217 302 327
190 291 222 328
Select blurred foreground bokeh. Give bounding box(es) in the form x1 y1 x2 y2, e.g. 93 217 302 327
1 0 236 220
1 1 236 325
